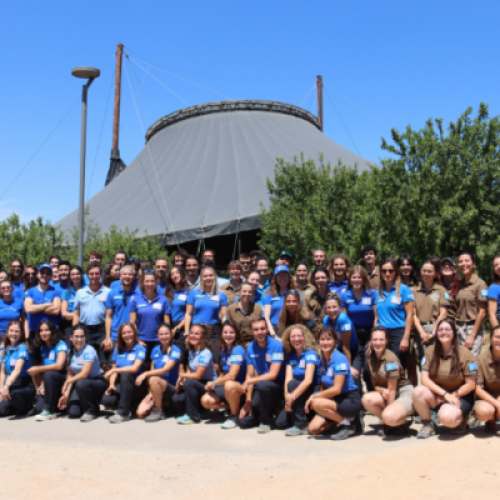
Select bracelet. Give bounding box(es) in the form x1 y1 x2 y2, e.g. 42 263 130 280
442 391 447 397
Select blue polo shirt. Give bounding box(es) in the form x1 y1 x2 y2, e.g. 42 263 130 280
12 282 25 295
254 288 266 308
156 281 168 295
111 279 139 290
0 298 24 336
3 343 32 378
25 285 60 331
70 344 102 378
40 340 69 372
264 292 286 324
323 312 359 351
188 348 216 381
130 293 171 342
151 344 182 384
112 343 147 377
61 286 79 313
340 288 377 326
74 285 110 326
246 336 285 381
327 279 349 296
187 289 228 325
170 288 189 322
287 349 320 385
321 349 357 393
12 288 25 300
375 284 414 329
106 286 138 341
488 284 500 314
258 280 271 294
54 280 71 298
220 344 247 383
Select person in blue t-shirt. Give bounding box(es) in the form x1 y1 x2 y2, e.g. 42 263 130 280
58 325 108 422
201 321 247 429
8 259 25 296
275 324 320 436
375 258 415 369
101 322 147 423
306 327 362 440
136 324 182 422
27 320 68 420
0 320 36 416
487 255 500 329
60 265 85 343
0 279 25 337
264 265 296 338
164 266 189 362
327 254 351 296
238 318 286 434
185 266 228 365
340 265 378 392
154 257 169 295
130 271 171 364
173 324 217 424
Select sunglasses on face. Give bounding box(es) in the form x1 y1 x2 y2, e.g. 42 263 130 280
25 272 36 276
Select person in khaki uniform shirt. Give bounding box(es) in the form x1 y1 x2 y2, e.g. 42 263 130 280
454 252 488 357
226 283 263 344
361 327 415 437
414 259 449 366
362 245 380 290
304 267 329 337
475 326 500 434
413 318 477 438
440 257 458 320
295 261 316 303
220 261 244 306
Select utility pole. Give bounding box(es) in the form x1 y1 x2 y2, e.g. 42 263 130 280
316 75 323 132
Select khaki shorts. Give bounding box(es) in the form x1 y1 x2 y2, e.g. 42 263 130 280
414 323 436 367
456 322 483 358
395 384 414 415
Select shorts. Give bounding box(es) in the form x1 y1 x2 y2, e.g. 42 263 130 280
395 383 415 415
435 391 474 417
456 322 483 358
414 323 435 367
318 390 361 420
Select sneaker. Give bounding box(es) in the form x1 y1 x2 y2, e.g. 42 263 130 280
451 417 468 435
109 412 130 424
221 415 239 430
99 404 117 412
284 426 309 437
80 411 96 423
176 414 200 425
35 409 58 421
468 417 481 429
430 410 440 426
485 419 497 435
257 424 271 434
145 407 166 423
330 425 356 440
417 420 436 439
377 424 394 437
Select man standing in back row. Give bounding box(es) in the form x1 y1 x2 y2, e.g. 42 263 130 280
362 245 380 290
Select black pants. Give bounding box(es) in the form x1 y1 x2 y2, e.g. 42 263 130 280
29 331 42 364
206 325 221 365
142 340 158 366
172 321 187 366
100 372 147 415
171 378 206 421
75 377 109 414
0 379 36 416
35 370 66 412
275 380 315 429
387 327 408 369
85 323 112 366
354 324 374 393
239 380 284 427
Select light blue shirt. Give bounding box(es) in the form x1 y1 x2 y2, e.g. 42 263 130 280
70 344 102 378
188 348 216 381
375 284 414 329
74 285 110 325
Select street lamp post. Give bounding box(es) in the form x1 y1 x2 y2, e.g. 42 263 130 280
71 66 100 267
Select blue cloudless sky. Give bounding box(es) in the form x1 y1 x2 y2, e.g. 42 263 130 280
1 0 499 224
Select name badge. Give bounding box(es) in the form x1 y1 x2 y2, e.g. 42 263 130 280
271 297 280 301
265 354 272 362
99 295 107 302
127 354 136 361
178 294 187 301
76 356 84 365
48 352 56 361
299 360 306 369
211 295 220 303
361 298 371 305
391 296 401 305
153 303 162 310
114 296 123 300
162 355 169 363
326 368 334 377
9 357 16 367
226 358 232 366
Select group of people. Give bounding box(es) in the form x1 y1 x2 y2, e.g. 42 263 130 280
0 245 499 440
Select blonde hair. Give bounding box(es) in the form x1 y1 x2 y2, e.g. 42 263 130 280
197 266 219 295
282 324 319 356
277 291 313 337
347 265 371 290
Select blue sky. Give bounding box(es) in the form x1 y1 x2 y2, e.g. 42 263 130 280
1 0 499 225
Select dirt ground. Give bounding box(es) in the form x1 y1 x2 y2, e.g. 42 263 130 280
1 413 499 499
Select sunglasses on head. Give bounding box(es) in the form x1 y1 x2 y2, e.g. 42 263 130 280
129 258 140 264
143 270 155 274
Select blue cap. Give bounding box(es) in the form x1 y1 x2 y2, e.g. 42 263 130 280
38 264 52 272
274 265 290 276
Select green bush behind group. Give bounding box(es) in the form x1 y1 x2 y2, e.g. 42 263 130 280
1 103 499 281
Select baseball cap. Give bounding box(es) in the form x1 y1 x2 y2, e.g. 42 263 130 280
274 265 291 276
441 257 456 266
38 264 53 273
279 251 292 259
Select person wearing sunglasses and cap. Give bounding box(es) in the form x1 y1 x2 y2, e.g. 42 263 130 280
275 251 292 268
264 265 297 339
24 264 61 362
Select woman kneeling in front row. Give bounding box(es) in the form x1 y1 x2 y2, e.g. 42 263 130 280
413 318 476 438
361 327 415 437
306 327 361 440
136 323 182 422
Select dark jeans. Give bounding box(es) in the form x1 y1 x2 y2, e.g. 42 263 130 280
100 372 147 416
85 323 112 367
142 340 158 366
387 327 408 370
75 377 109 414
240 380 284 427
170 378 206 421
35 370 66 412
275 380 316 429
0 379 36 416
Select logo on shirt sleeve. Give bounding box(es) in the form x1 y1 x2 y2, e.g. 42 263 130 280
481 290 488 297
335 363 347 371
342 323 351 331
171 351 181 360
137 350 146 360
231 355 243 362
469 362 477 371
305 354 317 362
272 353 284 361
199 356 206 363
385 362 398 371
83 353 92 361
444 292 450 300
421 357 426 366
